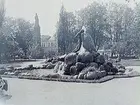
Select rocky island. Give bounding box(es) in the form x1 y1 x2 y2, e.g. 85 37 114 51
0 27 139 83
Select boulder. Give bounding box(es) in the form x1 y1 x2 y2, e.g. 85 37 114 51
106 62 113 68
63 64 71 75
96 55 105 65
78 73 85 79
81 66 97 74
65 53 77 66
100 62 118 74
92 52 100 62
88 62 98 68
98 65 105 71
26 65 34 70
86 70 106 80
111 67 118 74
6 66 14 71
96 71 107 79
118 65 126 70
116 65 125 74
0 70 6 75
103 62 113 73
70 66 77 75
76 51 93 63
118 68 125 74
86 71 98 80
42 63 55 69
76 62 85 73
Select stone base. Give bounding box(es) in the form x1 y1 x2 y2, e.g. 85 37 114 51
15 71 140 83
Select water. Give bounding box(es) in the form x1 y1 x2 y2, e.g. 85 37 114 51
2 77 140 105
1 66 140 105
0 59 46 70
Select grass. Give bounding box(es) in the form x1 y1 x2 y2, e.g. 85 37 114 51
119 59 140 66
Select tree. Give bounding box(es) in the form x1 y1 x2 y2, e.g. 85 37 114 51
0 0 5 62
57 5 68 55
130 2 140 57
14 19 34 58
57 5 77 54
0 0 5 28
106 3 135 57
65 12 77 52
77 2 108 50
1 17 27 60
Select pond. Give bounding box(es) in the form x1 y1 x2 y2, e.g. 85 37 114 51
1 66 140 105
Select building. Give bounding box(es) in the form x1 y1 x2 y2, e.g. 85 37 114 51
33 13 41 47
41 35 58 57
33 13 58 58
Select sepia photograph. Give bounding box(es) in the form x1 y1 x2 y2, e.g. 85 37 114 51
0 0 140 105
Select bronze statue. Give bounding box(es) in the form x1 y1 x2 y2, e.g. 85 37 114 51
73 26 96 53
73 27 85 53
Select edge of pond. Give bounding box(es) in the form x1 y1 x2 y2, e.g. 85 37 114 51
1 71 140 84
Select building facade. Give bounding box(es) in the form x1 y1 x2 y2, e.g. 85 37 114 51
41 35 58 57
33 13 58 58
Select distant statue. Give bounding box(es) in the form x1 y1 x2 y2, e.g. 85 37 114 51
73 26 97 53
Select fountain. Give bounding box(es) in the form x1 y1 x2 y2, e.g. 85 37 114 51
9 26 140 83
53 26 122 80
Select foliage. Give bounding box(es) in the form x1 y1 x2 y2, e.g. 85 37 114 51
57 5 77 55
56 1 140 57
14 19 34 58
77 2 108 50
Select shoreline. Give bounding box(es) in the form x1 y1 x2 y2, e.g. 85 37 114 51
1 71 140 84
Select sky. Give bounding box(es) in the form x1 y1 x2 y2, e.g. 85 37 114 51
4 0 137 36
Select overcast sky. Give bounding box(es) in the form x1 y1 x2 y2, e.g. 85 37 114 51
5 0 136 35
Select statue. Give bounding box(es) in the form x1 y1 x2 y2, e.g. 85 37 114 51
54 26 121 79
73 26 97 53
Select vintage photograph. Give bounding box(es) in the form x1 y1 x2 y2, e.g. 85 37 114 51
0 0 140 105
